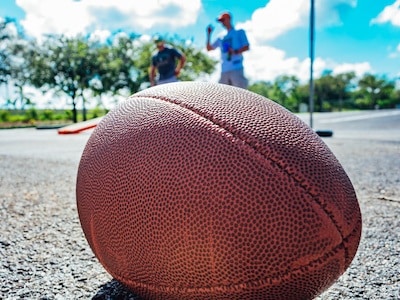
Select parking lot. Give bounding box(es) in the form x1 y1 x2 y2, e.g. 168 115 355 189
0 109 399 299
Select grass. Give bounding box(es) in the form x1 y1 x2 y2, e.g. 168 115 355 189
0 108 107 129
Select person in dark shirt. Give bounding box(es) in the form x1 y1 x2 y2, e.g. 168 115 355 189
150 36 186 86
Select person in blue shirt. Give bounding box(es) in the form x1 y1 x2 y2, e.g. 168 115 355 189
206 12 250 89
150 36 186 86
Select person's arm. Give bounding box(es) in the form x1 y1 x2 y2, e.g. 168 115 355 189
175 54 186 77
231 29 249 55
206 25 214 51
149 65 157 86
232 45 249 55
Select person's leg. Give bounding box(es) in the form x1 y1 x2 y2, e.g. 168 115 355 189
218 72 230 85
230 69 248 89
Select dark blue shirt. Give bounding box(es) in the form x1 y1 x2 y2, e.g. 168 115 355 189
151 47 183 80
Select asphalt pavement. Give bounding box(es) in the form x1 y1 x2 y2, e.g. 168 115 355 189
0 108 399 299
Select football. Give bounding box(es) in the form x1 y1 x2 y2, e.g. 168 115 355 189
76 82 362 299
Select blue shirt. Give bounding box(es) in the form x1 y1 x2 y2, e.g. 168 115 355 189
211 28 249 73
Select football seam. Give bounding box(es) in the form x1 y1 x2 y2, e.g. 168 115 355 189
125 94 353 292
116 242 349 295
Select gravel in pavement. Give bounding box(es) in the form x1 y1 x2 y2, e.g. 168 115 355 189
0 129 399 299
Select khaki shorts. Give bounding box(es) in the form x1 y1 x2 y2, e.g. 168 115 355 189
219 69 248 89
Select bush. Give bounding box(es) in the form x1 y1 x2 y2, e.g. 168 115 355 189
0 110 11 122
354 97 370 110
377 98 398 109
64 110 73 121
40 109 54 121
23 108 39 122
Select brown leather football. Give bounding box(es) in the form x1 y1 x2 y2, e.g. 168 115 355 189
76 82 362 300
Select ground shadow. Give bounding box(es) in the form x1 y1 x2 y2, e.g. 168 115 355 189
92 279 143 300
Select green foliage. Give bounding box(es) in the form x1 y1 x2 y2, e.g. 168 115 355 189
89 106 108 119
64 110 73 121
15 33 217 123
0 110 10 121
354 97 371 109
1 19 400 117
39 109 54 121
377 98 395 109
174 40 217 81
249 77 301 112
23 108 38 122
0 108 107 126
248 71 399 112
27 35 101 122
0 18 16 85
248 81 273 97
356 73 395 109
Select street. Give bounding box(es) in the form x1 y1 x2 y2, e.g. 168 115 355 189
0 109 399 163
0 108 399 299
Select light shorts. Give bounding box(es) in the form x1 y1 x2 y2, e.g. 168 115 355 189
157 76 178 85
219 69 248 89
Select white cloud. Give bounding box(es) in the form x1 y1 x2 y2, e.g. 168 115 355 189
88 30 111 43
243 45 308 82
316 0 357 26
239 0 357 42
242 50 372 84
332 62 372 77
388 43 400 58
204 45 372 85
222 0 364 84
16 0 202 40
16 0 92 39
240 0 309 42
371 0 400 26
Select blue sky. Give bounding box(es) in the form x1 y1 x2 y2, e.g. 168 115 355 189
1 0 399 86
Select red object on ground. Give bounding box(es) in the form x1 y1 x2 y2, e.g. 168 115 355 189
76 82 362 300
57 117 103 134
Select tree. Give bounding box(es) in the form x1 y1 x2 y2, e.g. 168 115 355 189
0 18 14 86
99 33 143 97
274 75 300 112
4 18 397 114
357 74 394 109
268 81 288 108
0 18 19 106
390 88 400 108
312 71 356 112
314 71 336 111
8 38 39 109
132 36 218 89
91 34 217 107
292 83 310 112
332 72 356 111
29 35 99 122
26 33 218 122
170 37 217 82
248 81 273 98
249 76 301 112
